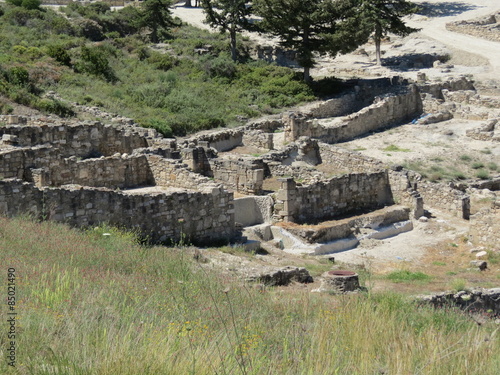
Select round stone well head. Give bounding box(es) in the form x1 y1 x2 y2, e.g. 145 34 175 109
321 270 360 293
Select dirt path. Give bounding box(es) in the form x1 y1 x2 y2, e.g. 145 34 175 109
407 0 500 77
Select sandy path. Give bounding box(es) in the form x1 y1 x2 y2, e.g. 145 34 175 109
408 0 500 77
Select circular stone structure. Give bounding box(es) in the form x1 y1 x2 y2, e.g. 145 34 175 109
319 270 360 293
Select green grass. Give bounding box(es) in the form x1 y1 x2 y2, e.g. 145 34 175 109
1 217 499 374
385 270 432 283
382 144 411 152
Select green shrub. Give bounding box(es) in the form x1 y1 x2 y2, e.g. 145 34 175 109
35 98 75 117
472 162 484 169
140 118 173 138
487 162 498 171
8 66 30 86
46 44 72 66
147 51 177 71
74 18 104 41
4 7 42 26
476 169 489 180
21 0 41 10
459 154 471 162
74 45 117 82
203 55 237 79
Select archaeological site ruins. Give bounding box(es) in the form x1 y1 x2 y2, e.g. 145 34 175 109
0 74 498 253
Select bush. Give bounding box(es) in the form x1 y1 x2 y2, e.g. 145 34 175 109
21 0 41 10
476 169 489 180
8 66 30 86
74 18 104 41
203 55 237 79
74 45 117 82
46 44 72 66
3 7 42 26
35 98 75 117
147 51 177 71
140 118 173 138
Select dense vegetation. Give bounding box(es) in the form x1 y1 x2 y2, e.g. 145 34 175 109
1 216 499 374
0 1 319 136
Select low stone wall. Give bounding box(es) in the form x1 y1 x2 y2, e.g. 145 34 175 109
184 128 243 152
469 206 500 246
318 144 384 173
45 155 154 189
146 155 214 190
417 77 476 100
242 130 274 151
285 86 422 144
0 179 234 245
234 196 274 227
418 182 470 219
0 120 150 157
446 13 500 42
417 288 500 317
208 157 265 195
466 119 500 141
274 172 393 223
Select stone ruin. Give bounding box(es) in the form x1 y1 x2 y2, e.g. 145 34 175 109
0 75 498 253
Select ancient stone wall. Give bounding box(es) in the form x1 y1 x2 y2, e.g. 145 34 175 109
418 182 470 219
46 155 154 189
446 13 500 42
0 178 234 245
417 77 476 100
469 206 500 246
0 120 150 157
417 288 500 317
274 172 393 223
208 157 265 195
146 155 214 190
318 144 384 173
284 86 422 144
242 130 274 151
184 128 243 152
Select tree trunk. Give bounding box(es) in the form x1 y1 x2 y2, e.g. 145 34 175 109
184 0 192 7
230 26 237 62
375 22 382 66
303 67 311 83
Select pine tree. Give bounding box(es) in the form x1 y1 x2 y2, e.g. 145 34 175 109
140 0 180 43
253 0 366 82
201 0 254 61
356 0 420 65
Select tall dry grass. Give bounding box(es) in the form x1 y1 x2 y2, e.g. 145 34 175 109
0 217 498 374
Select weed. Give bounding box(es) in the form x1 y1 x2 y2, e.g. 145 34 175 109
432 261 446 266
383 144 411 152
472 162 484 169
476 169 490 180
459 154 472 162
385 270 431 283
450 278 467 292
487 162 497 171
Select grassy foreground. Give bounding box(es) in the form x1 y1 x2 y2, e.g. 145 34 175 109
0 217 499 374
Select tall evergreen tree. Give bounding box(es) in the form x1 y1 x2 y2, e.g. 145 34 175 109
356 0 420 65
253 0 366 82
201 0 253 61
140 0 180 43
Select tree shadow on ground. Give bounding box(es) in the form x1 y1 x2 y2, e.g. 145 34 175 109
382 53 446 70
415 1 480 18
